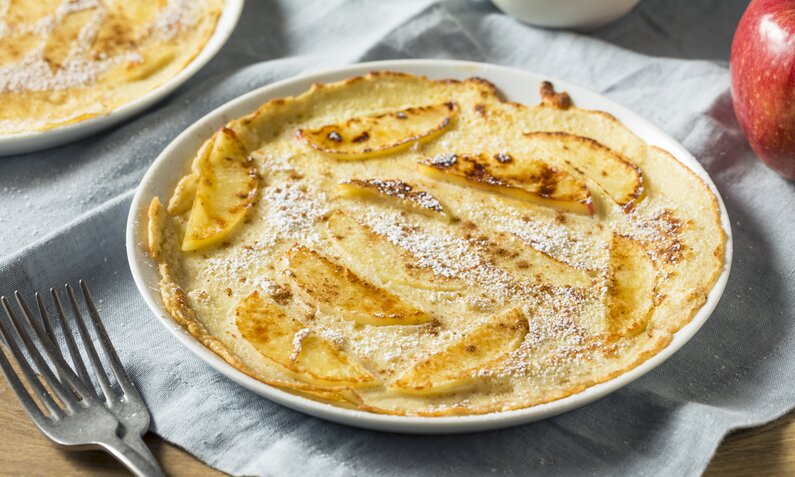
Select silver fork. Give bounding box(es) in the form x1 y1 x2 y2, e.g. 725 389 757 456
0 282 165 477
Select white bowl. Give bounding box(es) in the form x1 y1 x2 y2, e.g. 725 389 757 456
491 0 642 30
0 0 244 157
126 60 732 434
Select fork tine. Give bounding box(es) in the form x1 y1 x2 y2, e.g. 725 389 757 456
19 293 108 406
0 297 62 418
35 292 61 356
0 341 49 427
79 281 138 397
15 292 98 406
10 293 78 411
32 292 74 387
65 284 115 404
51 288 91 386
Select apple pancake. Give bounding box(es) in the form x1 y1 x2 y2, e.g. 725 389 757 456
146 72 725 416
0 0 223 135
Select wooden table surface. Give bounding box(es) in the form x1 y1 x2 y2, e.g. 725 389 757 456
1 380 793 476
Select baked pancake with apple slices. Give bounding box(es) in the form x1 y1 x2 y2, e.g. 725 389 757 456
147 71 725 416
0 0 223 135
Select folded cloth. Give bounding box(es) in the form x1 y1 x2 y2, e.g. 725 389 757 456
2 1 793 476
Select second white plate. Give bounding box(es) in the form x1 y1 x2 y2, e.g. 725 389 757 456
0 0 244 157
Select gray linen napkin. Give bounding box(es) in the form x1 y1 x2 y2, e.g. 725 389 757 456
3 1 793 476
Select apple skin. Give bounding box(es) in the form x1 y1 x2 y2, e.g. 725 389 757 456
731 0 795 180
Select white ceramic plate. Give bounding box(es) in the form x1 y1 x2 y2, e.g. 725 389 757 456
126 60 733 434
0 0 244 157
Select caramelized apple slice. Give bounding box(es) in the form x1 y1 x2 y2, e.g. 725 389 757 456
417 153 593 215
390 308 527 395
327 211 463 291
122 49 176 82
283 245 434 326
235 291 376 387
524 132 644 210
480 231 594 288
297 102 456 159
167 136 215 215
605 234 655 337
168 173 200 216
337 179 452 221
182 128 258 251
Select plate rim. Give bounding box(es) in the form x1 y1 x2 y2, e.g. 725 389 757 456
0 0 245 156
126 59 733 434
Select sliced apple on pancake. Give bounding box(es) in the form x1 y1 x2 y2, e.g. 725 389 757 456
417 153 593 215
121 49 176 82
235 290 376 388
337 179 452 221
327 211 463 291
479 231 594 288
390 308 528 395
524 132 644 211
297 102 457 159
283 245 434 326
605 234 656 338
167 135 215 215
182 128 258 251
168 172 200 216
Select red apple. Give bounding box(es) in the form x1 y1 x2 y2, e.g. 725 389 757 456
731 0 795 180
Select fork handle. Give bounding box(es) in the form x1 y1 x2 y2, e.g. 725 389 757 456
99 436 167 477
122 432 164 476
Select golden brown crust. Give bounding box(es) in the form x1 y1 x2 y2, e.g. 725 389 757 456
646 145 726 335
540 81 573 109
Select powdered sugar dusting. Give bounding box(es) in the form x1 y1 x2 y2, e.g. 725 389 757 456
493 214 607 270
0 1 11 37
362 210 518 303
289 328 312 362
261 182 329 248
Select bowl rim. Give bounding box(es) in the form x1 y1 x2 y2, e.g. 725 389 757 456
126 59 733 434
0 0 245 156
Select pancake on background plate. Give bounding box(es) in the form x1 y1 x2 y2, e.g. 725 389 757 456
0 0 223 135
146 72 725 416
